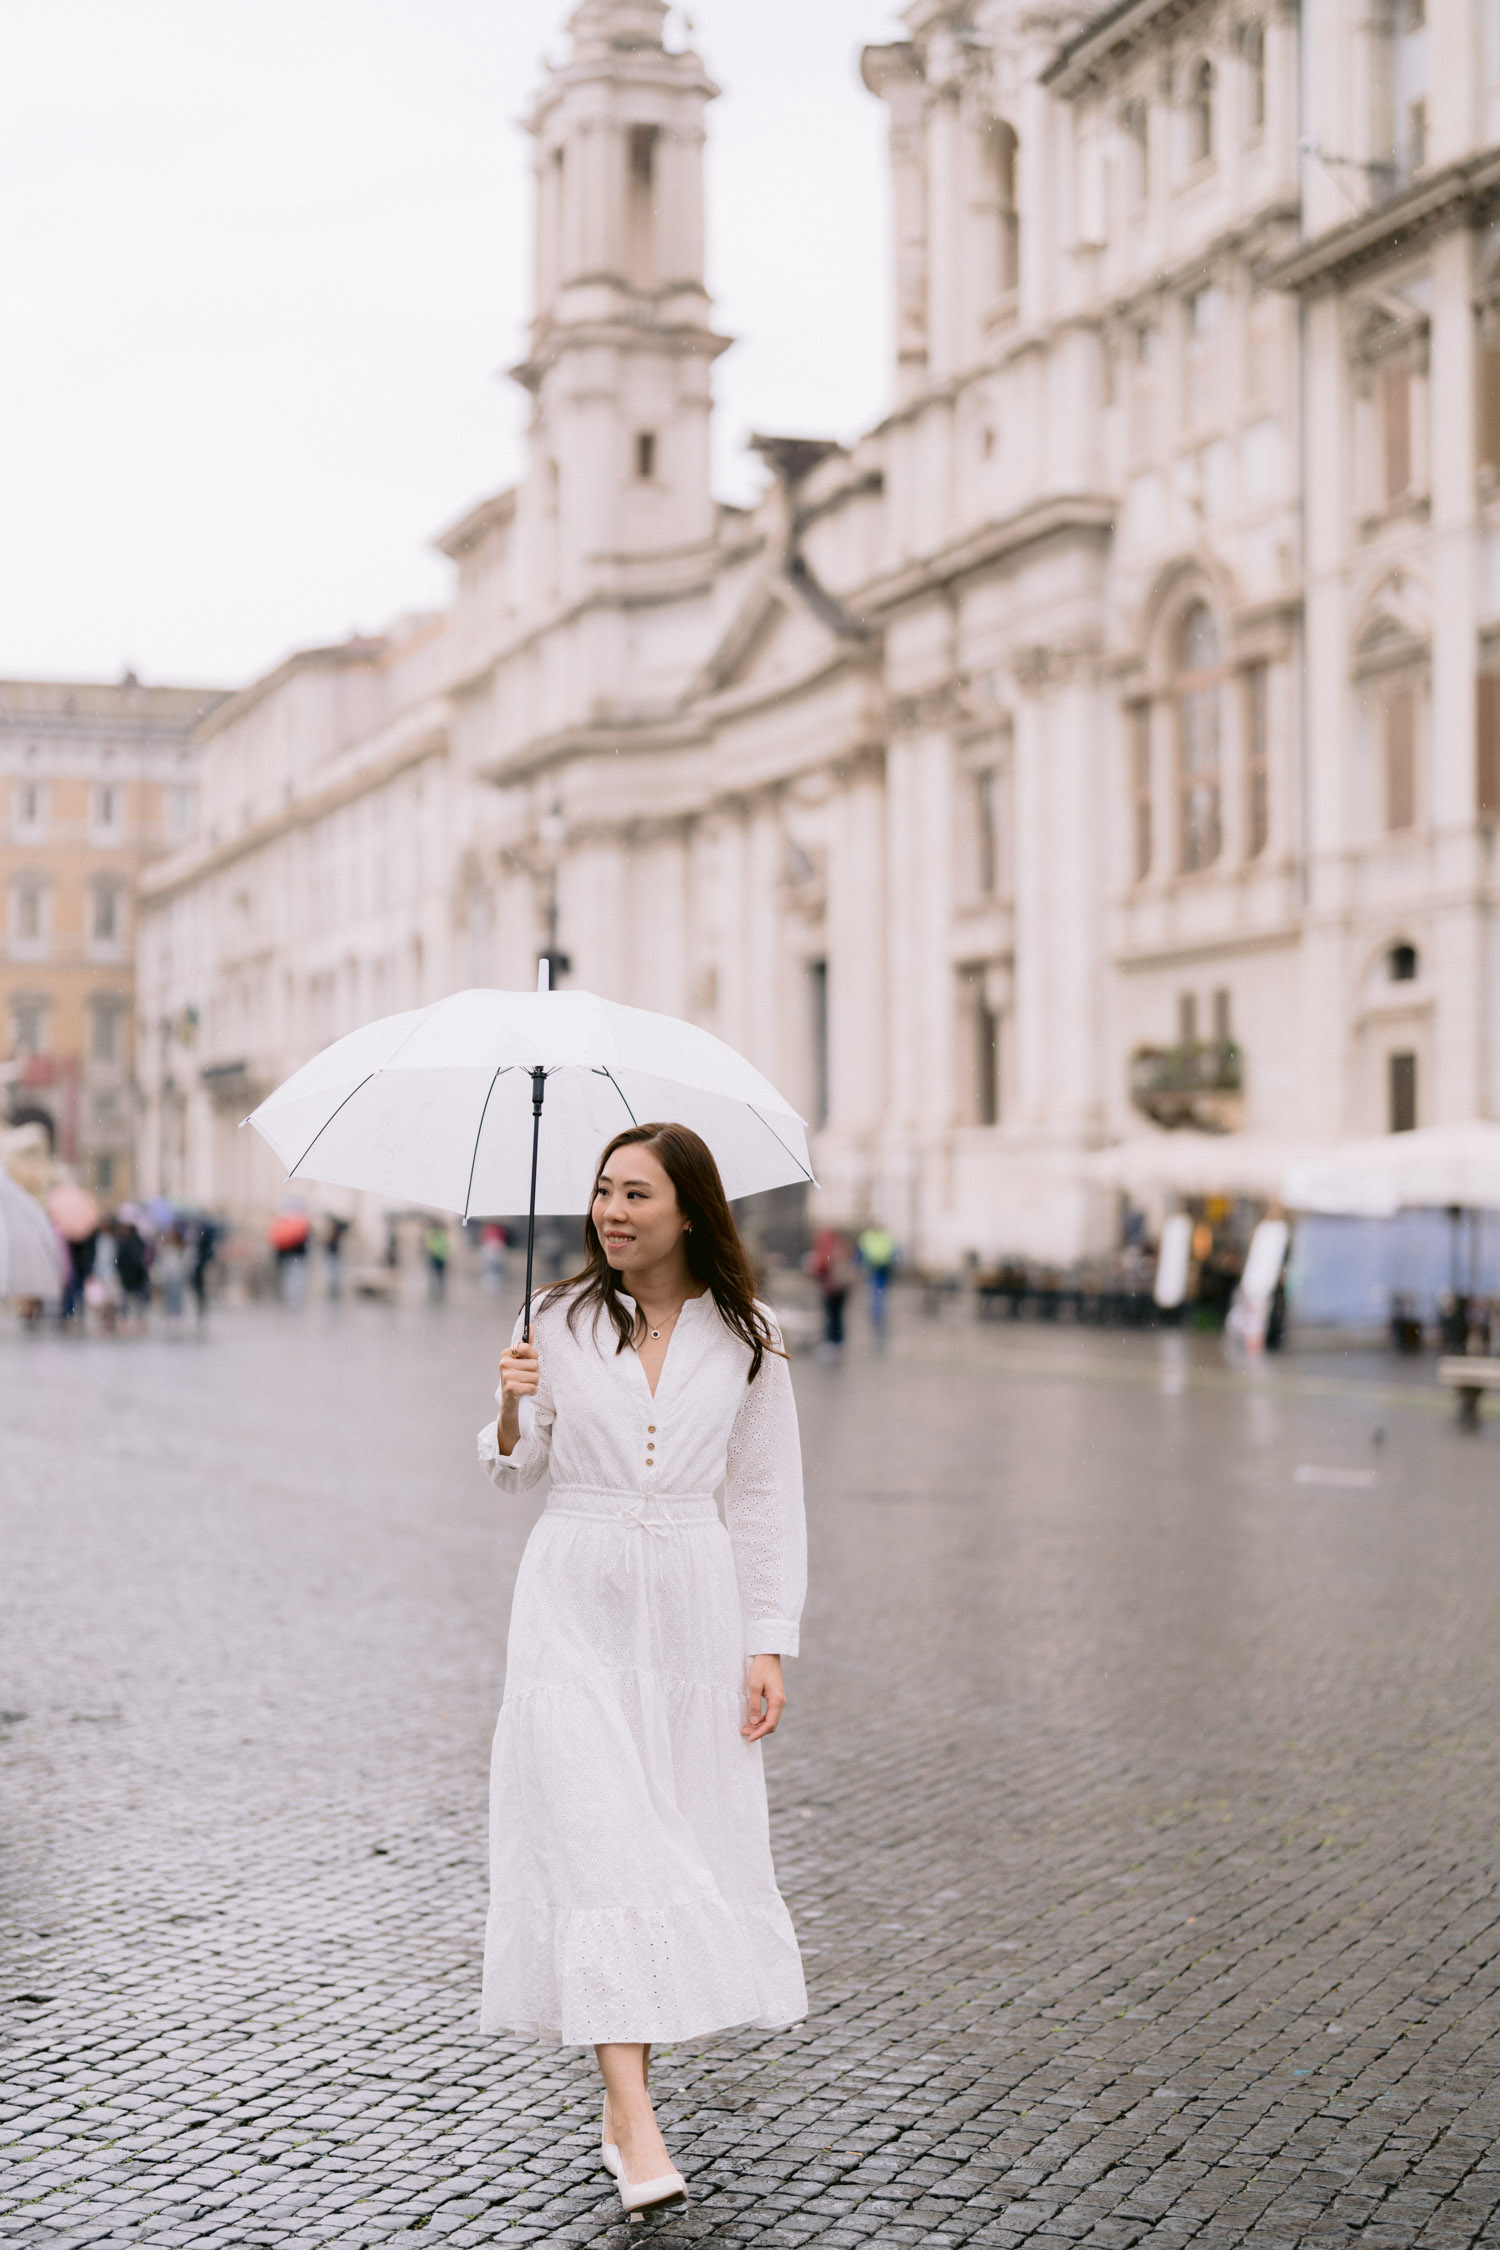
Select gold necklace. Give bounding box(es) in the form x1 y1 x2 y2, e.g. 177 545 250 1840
643 1302 684 1342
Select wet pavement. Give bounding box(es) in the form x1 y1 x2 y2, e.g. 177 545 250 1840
3 1288 1499 2247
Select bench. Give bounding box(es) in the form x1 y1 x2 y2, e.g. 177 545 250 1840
1437 1356 1500 1426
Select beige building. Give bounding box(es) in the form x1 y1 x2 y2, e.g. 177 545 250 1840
1 677 222 1197
135 0 1500 1262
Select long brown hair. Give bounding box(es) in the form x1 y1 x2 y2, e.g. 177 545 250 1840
548 1122 783 1382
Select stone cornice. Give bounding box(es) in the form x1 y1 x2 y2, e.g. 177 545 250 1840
138 700 450 906
1043 0 1213 96
1269 153 1500 295
856 492 1116 618
432 487 516 561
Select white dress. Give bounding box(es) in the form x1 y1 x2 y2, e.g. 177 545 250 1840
475 1286 808 2048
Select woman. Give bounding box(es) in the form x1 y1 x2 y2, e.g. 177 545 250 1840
478 1122 807 2218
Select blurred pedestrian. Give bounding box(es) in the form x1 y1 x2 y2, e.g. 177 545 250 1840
116 1221 151 1332
856 1222 897 1346
270 1210 311 1303
805 1226 854 1359
154 1229 189 1326
324 1215 350 1300
189 1220 217 1322
479 1222 508 1297
88 1223 122 1333
62 1229 96 1325
425 1220 450 1301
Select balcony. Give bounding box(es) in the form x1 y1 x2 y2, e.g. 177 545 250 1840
1129 1039 1244 1133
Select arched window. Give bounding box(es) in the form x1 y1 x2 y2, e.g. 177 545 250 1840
1175 604 1224 872
1187 57 1216 165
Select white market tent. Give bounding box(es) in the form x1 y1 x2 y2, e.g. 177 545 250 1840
1081 1131 1322 1204
1280 1120 1500 1218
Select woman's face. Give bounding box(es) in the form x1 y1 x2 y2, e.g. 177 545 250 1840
593 1143 689 1278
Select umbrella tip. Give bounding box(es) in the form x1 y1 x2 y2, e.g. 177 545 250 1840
537 958 550 994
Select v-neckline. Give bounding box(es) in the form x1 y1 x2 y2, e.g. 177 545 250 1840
625 1291 703 1402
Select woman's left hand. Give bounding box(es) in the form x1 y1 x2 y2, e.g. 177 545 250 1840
741 1655 786 1741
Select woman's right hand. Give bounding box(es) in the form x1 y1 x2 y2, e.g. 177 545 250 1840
497 1341 540 1455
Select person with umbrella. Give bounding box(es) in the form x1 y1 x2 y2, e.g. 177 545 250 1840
246 979 815 2218
481 1120 806 2216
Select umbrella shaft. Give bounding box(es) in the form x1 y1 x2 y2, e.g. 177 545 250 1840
522 1068 546 1344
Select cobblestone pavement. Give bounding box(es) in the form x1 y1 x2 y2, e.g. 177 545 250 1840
3 1290 1500 2249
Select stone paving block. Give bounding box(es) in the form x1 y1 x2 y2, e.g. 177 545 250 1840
4 1308 1500 2246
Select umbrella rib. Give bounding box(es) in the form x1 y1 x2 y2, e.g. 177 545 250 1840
285 1072 377 1181
746 1105 816 1183
462 1065 516 1224
597 1068 638 1126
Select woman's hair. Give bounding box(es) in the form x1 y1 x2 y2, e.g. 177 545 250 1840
547 1121 782 1382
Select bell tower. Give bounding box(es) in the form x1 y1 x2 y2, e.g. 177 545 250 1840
514 0 729 614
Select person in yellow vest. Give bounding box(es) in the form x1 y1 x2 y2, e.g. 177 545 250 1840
855 1223 897 1343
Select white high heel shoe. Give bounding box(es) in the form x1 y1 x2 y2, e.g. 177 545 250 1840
617 2162 688 2219
600 2105 621 2180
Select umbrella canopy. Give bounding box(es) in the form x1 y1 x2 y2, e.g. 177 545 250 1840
244 986 814 1218
0 1169 67 1299
1082 1130 1320 1203
46 1181 102 1242
1282 1120 1500 1217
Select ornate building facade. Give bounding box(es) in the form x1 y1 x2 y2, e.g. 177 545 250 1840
137 0 1500 1263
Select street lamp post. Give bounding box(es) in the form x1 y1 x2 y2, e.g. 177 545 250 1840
537 805 571 987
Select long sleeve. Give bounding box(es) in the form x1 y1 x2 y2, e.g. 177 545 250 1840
476 1311 555 1492
723 1337 807 1657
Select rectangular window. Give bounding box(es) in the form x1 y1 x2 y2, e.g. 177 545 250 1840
959 966 1001 1125
1212 988 1232 1043
626 123 659 287
1389 1050 1418 1133
808 958 829 1129
1383 682 1417 831
634 430 657 481
93 883 120 942
16 885 43 942
96 783 118 831
1122 100 1150 207
1479 671 1500 818
1130 324 1157 452
11 996 47 1054
1381 361 1412 502
975 767 999 895
1178 992 1199 1045
1128 702 1152 879
91 1000 122 1063
1184 286 1223 428
976 993 1000 1125
1245 662 1270 857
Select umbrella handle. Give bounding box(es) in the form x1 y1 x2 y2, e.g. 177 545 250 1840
522 1067 546 1344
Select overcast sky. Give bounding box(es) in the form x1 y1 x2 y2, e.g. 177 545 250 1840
0 1 905 689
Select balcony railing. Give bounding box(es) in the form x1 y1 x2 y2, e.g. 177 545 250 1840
1129 1039 1244 1133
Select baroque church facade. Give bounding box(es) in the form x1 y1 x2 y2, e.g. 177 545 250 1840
137 0 1500 1264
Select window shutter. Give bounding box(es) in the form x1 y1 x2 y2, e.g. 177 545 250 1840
1384 684 1416 831
1479 672 1500 819
1480 342 1500 471
1381 362 1412 502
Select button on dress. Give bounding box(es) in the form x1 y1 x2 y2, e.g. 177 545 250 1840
476 1287 808 2047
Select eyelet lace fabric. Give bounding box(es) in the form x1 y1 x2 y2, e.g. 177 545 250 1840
476 1289 808 2047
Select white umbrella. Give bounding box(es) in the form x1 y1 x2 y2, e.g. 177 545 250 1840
244 977 814 1332
0 1167 68 1300
1282 1120 1500 1217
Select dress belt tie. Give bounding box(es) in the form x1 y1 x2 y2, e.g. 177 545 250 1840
619 1499 670 1539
